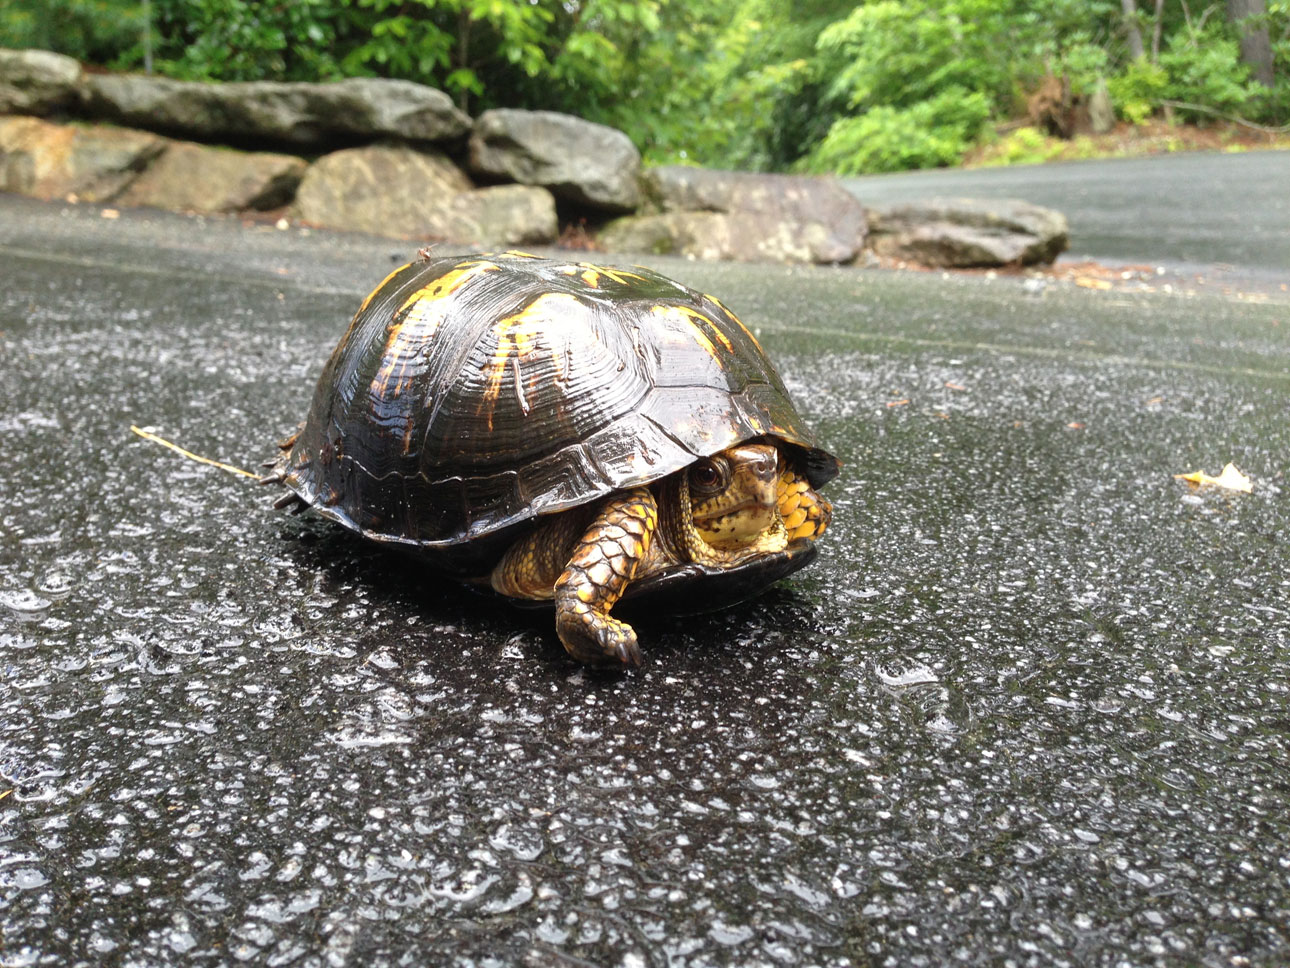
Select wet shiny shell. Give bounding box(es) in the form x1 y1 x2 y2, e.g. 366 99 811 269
280 252 838 569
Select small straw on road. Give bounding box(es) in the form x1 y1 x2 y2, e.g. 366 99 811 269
129 425 258 479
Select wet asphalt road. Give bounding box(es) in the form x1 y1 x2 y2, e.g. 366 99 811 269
846 149 1290 285
2 193 1289 966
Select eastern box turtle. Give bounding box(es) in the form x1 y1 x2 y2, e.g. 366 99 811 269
265 251 839 667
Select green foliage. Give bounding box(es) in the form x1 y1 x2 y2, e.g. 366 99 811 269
817 1 1014 114
802 86 991 174
144 0 360 81
2 0 147 65
976 126 1100 166
4 0 1288 173
342 0 557 106
1158 18 1258 116
1107 59 1169 124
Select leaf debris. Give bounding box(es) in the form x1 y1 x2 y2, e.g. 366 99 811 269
1174 463 1253 493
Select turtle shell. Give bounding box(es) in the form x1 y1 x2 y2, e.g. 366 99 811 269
278 252 839 573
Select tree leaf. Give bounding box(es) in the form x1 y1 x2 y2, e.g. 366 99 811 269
1174 463 1253 492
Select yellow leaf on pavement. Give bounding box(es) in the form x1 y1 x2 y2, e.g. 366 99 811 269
1174 462 1253 492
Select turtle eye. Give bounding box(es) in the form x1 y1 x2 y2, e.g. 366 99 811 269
689 459 724 493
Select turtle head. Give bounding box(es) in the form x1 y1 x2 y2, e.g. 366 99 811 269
687 443 783 550
687 442 833 553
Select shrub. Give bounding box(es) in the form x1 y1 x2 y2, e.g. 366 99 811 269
802 86 991 174
1107 59 1169 123
1159 22 1259 117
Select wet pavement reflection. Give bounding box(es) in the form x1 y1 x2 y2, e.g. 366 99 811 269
1 197 1288 966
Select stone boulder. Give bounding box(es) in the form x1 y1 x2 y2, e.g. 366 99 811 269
866 198 1069 267
424 185 557 247
469 109 641 212
0 115 166 202
291 142 474 238
600 210 861 265
82 74 471 148
601 167 869 265
118 141 306 214
0 48 82 115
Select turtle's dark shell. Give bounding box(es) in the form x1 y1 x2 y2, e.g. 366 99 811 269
278 252 839 573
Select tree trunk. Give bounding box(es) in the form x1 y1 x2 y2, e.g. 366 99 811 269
456 8 472 112
1150 0 1166 63
1227 0 1275 87
1122 0 1146 60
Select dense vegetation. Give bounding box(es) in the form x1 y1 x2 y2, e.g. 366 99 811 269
5 0 1287 172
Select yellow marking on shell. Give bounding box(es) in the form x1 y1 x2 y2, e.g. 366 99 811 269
678 302 734 352
595 265 650 286
357 263 411 316
370 261 498 406
478 292 582 429
580 269 601 288
650 305 726 362
499 249 540 259
707 294 764 355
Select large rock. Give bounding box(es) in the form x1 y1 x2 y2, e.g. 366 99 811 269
290 143 474 238
866 198 1069 267
597 166 869 265
118 140 306 213
82 74 471 148
469 109 641 212
0 115 166 202
424 184 557 246
599 210 859 265
601 167 869 265
0 48 82 115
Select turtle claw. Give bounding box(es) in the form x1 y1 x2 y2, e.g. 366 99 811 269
557 611 641 668
612 630 643 669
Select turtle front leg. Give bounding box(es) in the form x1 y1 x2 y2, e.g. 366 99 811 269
555 487 658 668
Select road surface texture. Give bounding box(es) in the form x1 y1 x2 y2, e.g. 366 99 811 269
846 149 1290 286
1 193 1288 966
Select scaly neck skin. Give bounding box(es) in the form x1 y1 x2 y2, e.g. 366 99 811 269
656 473 789 568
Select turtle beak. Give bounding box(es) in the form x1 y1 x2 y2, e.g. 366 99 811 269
728 443 779 501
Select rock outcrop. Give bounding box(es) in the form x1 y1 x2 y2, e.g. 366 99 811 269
82 74 471 148
0 114 165 202
291 142 473 237
0 48 82 115
469 109 642 212
600 167 868 264
866 198 1069 267
0 48 1074 268
118 140 306 213
425 184 558 246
